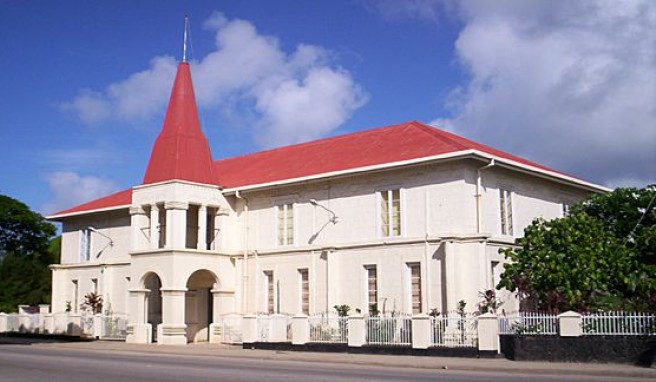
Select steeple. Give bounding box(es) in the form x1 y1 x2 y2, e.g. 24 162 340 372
142 31 215 185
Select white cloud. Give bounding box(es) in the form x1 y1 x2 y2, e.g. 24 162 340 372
60 89 111 125
42 171 120 214
365 0 443 21
63 12 367 147
438 0 656 187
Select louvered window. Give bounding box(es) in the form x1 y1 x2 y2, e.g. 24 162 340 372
277 204 294 245
499 189 513 235
380 189 401 236
299 269 309 315
408 263 422 314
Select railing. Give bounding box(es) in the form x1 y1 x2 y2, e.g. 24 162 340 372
499 311 557 335
365 314 412 346
257 314 291 342
101 315 128 339
219 313 243 344
431 314 478 347
308 314 348 343
582 311 656 336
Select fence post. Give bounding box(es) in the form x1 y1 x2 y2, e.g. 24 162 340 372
347 314 365 347
411 314 431 349
67 314 82 336
242 315 258 344
93 314 103 338
0 313 7 333
209 322 222 344
477 313 499 352
270 314 289 342
292 315 309 345
558 310 582 337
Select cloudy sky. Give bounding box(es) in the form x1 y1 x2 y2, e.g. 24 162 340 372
1 0 654 214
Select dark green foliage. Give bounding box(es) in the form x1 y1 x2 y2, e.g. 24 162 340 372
0 194 58 312
498 185 656 313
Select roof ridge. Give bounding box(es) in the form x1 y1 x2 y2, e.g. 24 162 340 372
408 121 470 151
213 121 413 164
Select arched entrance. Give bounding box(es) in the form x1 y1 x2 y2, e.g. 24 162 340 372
185 269 218 342
143 272 162 343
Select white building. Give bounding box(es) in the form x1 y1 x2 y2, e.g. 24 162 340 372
47 60 607 344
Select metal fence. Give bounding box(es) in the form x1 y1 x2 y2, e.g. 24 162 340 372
308 314 348 343
218 313 243 344
430 314 478 347
257 314 292 342
499 311 558 335
582 311 656 336
365 314 412 346
101 315 128 339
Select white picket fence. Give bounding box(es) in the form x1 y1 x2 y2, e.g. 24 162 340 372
257 314 292 342
0 312 128 339
582 311 656 335
430 314 478 347
499 311 558 335
217 313 243 344
365 314 412 346
308 314 348 343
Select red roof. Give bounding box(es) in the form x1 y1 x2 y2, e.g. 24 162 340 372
142 62 215 185
213 121 558 188
50 121 574 218
50 188 132 217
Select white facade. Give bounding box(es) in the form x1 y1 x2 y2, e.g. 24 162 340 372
49 156 599 344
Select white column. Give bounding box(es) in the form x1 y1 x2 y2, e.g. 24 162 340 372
130 206 147 251
197 205 207 250
165 202 188 249
126 289 152 344
150 204 159 249
159 288 187 345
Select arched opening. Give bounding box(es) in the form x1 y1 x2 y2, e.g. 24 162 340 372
143 272 162 343
185 269 218 343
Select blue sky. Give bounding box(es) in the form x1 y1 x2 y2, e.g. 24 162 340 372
1 0 654 215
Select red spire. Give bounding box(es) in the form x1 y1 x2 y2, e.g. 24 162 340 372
143 62 215 185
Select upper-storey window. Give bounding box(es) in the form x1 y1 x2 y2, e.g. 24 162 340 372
79 228 91 262
499 188 514 235
380 189 401 237
277 203 294 246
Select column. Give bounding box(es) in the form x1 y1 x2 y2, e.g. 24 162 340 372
165 202 188 249
477 313 499 352
150 204 159 249
130 206 148 251
159 287 187 345
197 205 207 250
125 289 151 343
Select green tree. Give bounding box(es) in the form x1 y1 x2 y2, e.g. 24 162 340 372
0 194 57 312
498 185 656 312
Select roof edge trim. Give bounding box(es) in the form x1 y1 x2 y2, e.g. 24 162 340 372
47 204 131 221
222 149 609 194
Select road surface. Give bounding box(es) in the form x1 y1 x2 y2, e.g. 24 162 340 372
0 343 649 382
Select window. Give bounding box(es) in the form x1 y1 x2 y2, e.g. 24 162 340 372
264 271 274 314
91 278 98 294
380 189 401 236
562 203 570 217
79 228 91 262
499 189 513 235
490 261 501 290
408 263 422 314
72 280 79 313
365 265 378 314
157 204 166 248
299 269 309 315
277 203 294 246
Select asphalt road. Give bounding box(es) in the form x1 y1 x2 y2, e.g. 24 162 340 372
0 344 648 382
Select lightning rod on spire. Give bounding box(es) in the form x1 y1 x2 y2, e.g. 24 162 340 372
182 15 189 63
